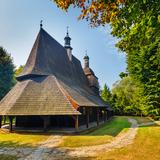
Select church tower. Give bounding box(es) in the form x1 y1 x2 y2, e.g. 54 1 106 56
83 54 100 95
64 27 72 61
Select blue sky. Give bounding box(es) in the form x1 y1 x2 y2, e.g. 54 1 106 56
0 0 126 89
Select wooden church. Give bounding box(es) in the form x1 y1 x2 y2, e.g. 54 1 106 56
0 25 113 132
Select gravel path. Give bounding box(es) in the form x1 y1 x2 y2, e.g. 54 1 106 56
23 135 62 160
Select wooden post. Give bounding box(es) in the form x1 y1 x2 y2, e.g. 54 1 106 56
86 108 89 128
97 108 99 126
108 111 111 119
3 116 6 124
0 116 2 128
105 110 107 121
103 109 106 122
107 111 109 120
43 116 50 132
8 116 13 132
75 115 79 131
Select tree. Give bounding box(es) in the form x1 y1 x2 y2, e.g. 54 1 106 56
0 47 15 100
112 76 149 116
101 84 112 103
111 0 160 117
119 72 128 79
52 0 160 118
52 0 125 26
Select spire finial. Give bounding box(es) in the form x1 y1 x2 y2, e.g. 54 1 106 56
66 26 69 35
85 50 88 56
40 20 43 28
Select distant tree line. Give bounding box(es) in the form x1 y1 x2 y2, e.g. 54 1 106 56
101 73 159 119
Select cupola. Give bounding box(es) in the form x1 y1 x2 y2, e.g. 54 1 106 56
64 27 72 61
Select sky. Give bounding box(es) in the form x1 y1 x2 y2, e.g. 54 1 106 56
0 0 126 89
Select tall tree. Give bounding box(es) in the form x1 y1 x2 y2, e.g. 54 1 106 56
52 0 125 26
101 84 112 103
112 76 148 116
0 47 15 100
111 0 160 117
52 0 160 117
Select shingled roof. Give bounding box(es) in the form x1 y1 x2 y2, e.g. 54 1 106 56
0 28 112 116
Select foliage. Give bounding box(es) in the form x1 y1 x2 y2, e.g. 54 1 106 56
59 116 131 147
111 0 160 118
52 0 160 118
15 65 24 76
0 47 15 100
112 76 149 116
101 84 112 104
119 72 128 79
52 0 125 26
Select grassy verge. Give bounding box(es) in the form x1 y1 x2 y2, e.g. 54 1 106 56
96 118 160 160
0 131 50 148
59 116 131 148
0 154 18 160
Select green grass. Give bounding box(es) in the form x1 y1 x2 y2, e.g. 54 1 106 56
0 154 18 160
0 131 50 148
96 124 160 160
59 116 131 148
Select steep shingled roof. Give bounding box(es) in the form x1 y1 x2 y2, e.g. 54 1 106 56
0 76 80 115
0 28 112 116
17 28 88 86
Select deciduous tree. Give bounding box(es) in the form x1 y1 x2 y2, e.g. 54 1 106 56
52 0 160 118
101 84 112 103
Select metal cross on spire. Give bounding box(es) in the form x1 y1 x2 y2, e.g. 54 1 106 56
40 20 43 28
66 26 69 35
85 50 88 56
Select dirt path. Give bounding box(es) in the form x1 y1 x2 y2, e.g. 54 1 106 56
23 135 62 160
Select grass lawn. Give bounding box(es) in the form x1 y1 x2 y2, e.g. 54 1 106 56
96 118 160 160
59 116 131 148
0 130 50 148
0 154 18 160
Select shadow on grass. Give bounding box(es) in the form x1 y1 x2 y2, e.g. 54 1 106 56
0 129 52 148
0 141 36 148
79 117 131 137
1 117 131 137
0 154 18 160
0 144 96 160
